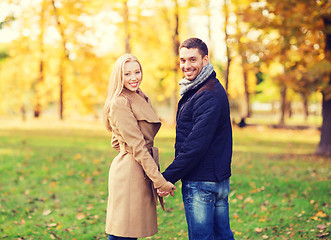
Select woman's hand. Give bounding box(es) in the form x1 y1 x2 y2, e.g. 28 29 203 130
158 181 176 196
157 189 171 197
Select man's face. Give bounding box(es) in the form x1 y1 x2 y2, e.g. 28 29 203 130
179 47 209 81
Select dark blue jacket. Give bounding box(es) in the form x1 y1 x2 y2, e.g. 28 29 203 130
162 71 232 184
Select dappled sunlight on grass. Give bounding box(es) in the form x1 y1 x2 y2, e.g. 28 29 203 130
233 126 321 155
229 126 330 239
0 148 15 155
0 119 329 239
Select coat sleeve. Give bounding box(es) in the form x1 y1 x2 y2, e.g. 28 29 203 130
111 134 120 153
109 96 167 188
162 91 222 183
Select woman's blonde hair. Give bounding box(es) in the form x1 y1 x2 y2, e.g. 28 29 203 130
103 53 142 131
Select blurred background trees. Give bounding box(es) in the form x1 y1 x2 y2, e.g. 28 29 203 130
0 0 330 155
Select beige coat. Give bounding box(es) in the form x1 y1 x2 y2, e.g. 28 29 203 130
105 88 167 238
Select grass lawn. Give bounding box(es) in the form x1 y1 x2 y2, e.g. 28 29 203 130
0 119 329 239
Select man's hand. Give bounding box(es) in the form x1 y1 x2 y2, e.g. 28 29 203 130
158 181 176 193
157 182 176 197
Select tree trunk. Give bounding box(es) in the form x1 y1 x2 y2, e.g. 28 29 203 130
52 0 70 120
172 0 180 125
34 0 46 118
279 86 287 125
244 70 250 117
240 50 250 118
59 63 64 120
287 100 292 119
206 0 213 62
236 12 250 118
21 105 26 122
224 0 231 92
123 0 131 53
302 93 309 122
316 16 331 156
316 93 331 156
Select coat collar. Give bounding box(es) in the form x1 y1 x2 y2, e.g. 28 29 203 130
121 88 161 124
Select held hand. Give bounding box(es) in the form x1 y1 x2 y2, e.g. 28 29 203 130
169 189 175 197
157 188 175 197
157 189 170 197
158 181 176 194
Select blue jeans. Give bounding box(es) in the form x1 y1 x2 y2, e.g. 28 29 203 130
182 179 234 240
108 235 137 240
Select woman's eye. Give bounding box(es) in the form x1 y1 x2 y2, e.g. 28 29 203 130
136 71 140 74
124 73 130 76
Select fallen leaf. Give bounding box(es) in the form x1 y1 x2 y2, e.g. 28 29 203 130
259 216 266 222
74 153 82 160
76 212 85 220
92 170 101 176
42 209 52 216
260 205 267 212
316 232 329 238
48 223 57 227
244 196 254 204
255 227 263 233
236 194 244 200
85 176 92 184
233 230 242 236
317 224 326 230
233 213 239 219
315 210 327 218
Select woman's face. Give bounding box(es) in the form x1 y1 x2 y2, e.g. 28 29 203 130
123 61 142 91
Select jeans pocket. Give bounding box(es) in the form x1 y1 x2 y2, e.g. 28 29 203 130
197 182 216 203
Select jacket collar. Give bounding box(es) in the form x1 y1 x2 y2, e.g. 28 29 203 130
176 72 216 121
180 71 216 99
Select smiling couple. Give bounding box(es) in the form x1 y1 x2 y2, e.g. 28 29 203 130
104 38 234 240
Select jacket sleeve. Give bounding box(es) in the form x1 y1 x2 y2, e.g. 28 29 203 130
162 91 222 184
110 96 167 188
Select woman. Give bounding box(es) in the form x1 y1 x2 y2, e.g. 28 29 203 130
104 54 175 240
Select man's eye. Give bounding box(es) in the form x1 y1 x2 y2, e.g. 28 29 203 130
191 59 196 62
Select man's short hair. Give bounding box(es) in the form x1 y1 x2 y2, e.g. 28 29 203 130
179 38 208 57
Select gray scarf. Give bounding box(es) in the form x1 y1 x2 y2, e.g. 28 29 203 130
179 63 214 96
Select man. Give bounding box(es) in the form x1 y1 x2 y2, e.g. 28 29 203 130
160 38 234 240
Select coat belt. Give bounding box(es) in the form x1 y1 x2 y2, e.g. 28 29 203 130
119 142 155 155
119 142 133 154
